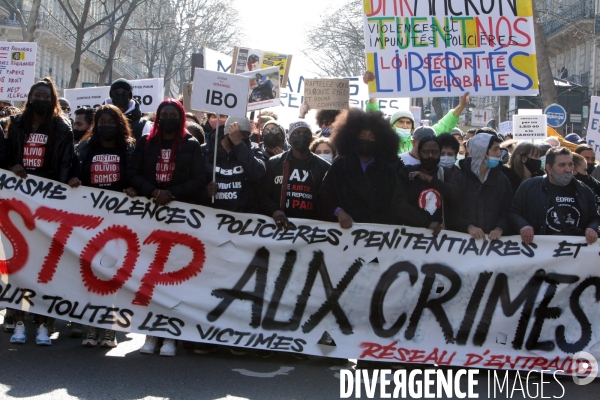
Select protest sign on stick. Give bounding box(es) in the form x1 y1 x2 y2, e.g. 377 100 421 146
303 79 350 110
231 46 292 87
0 42 37 101
587 97 600 158
361 1 539 98
513 113 547 140
64 78 164 112
240 67 280 111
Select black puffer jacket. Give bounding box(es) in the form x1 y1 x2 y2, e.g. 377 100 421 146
0 114 73 183
509 176 600 235
258 150 330 217
127 133 206 204
317 153 403 224
202 135 266 212
448 159 513 234
72 138 135 183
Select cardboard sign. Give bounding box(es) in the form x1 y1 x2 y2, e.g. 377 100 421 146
231 46 292 87
361 1 539 98
0 42 37 101
64 78 164 112
191 68 249 117
513 114 547 140
240 67 280 111
3 170 600 375
303 79 350 110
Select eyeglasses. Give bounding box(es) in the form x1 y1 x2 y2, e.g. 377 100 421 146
263 127 281 135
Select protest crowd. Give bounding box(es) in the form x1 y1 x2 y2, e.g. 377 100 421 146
0 72 599 363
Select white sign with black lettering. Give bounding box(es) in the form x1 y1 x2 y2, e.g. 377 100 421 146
191 68 249 118
64 78 164 112
513 115 547 140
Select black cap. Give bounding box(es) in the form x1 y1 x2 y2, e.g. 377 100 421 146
413 126 436 141
110 78 132 92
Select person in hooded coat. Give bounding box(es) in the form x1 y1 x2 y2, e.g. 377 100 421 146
259 120 290 159
447 133 513 240
104 78 152 140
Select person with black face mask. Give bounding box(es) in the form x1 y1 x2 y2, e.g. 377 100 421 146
502 142 543 194
72 106 94 143
573 153 600 212
447 134 512 240
317 108 405 228
397 137 458 236
259 121 290 159
66 104 136 348
104 78 152 141
0 77 73 347
258 121 330 227
509 147 600 245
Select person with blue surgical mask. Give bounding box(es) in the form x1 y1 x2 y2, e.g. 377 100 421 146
447 133 512 240
390 110 415 154
310 137 337 164
437 133 461 172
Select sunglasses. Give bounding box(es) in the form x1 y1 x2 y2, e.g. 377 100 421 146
263 127 281 135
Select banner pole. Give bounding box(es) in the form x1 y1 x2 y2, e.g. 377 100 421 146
212 113 219 204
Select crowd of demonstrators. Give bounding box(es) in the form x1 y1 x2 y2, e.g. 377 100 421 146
4 78 600 360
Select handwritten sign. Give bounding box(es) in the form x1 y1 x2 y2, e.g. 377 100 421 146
303 79 350 110
513 114 547 140
231 46 292 87
191 68 249 117
0 41 37 101
361 1 539 98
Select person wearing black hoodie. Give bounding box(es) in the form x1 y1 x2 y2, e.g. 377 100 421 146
203 116 266 212
317 109 403 228
397 135 457 236
259 120 330 229
105 78 152 140
448 133 512 239
260 120 290 159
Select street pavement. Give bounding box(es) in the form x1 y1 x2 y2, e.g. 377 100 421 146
1 313 599 400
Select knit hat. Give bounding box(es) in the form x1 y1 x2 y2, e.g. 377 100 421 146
225 116 251 133
110 78 133 93
413 126 436 141
58 98 70 109
262 120 286 140
390 110 415 127
288 120 311 138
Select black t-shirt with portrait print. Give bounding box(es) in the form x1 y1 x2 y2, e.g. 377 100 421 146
22 123 54 179
82 145 128 192
546 181 582 235
284 155 317 219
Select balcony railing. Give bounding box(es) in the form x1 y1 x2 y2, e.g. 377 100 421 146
580 71 591 87
0 10 145 80
541 0 595 37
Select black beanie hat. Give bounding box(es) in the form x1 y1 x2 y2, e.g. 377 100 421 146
110 78 132 93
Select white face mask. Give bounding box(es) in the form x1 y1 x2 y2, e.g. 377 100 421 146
395 127 411 139
318 154 333 163
439 155 456 168
455 154 465 166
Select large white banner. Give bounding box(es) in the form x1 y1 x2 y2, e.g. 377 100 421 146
64 78 164 113
1 170 599 376
361 1 539 98
0 42 37 101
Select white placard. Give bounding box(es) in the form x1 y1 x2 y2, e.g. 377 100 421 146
499 121 513 136
191 68 249 118
64 78 164 113
513 114 547 140
586 96 600 158
0 42 37 101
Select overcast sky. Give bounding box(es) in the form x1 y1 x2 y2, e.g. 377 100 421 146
233 0 351 77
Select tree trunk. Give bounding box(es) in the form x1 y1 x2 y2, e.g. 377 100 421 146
68 28 86 88
97 0 139 85
23 0 42 42
499 96 510 122
533 3 557 107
